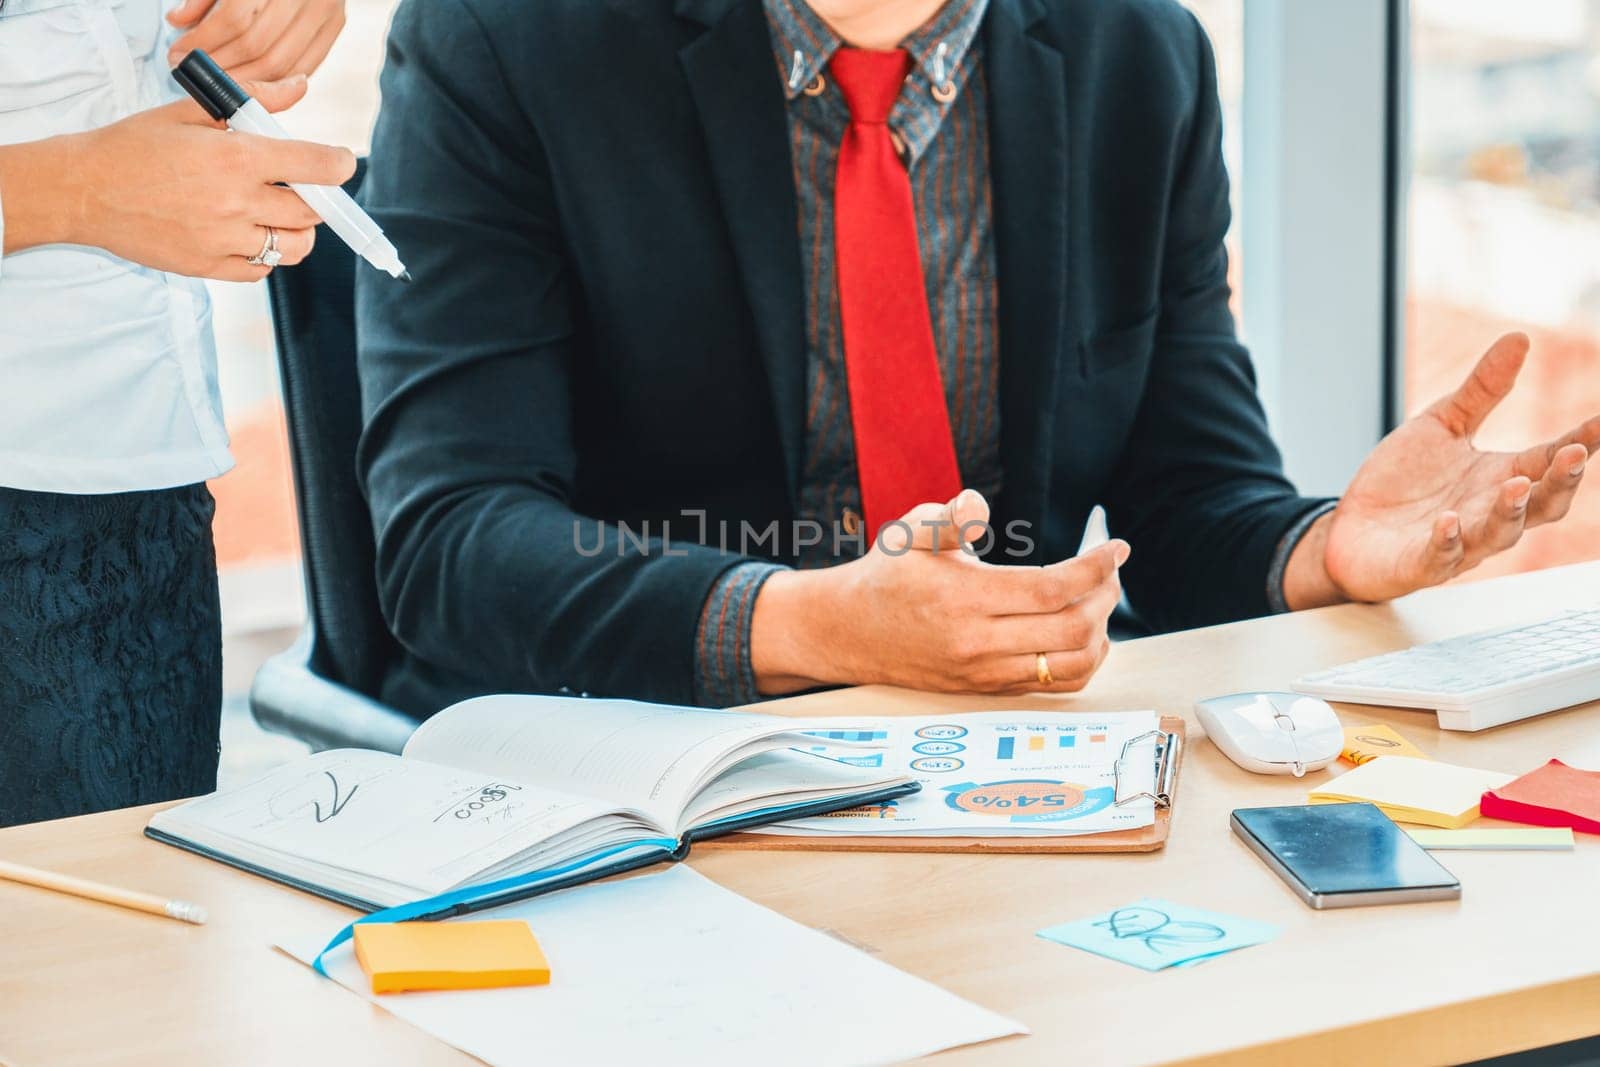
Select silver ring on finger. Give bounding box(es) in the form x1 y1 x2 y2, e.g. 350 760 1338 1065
246 226 282 268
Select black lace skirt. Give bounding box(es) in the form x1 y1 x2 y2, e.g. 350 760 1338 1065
0 484 221 827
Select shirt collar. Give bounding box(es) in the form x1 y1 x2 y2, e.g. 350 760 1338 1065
763 0 990 104
900 0 989 99
763 0 842 100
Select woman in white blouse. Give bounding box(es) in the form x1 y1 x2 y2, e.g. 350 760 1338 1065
0 0 351 825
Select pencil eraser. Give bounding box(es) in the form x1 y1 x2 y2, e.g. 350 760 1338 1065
352 919 550 994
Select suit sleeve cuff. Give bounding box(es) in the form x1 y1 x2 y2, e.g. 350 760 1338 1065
1266 500 1339 614
693 561 789 707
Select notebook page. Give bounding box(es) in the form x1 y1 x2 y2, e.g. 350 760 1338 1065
677 749 908 833
404 695 844 825
148 750 621 901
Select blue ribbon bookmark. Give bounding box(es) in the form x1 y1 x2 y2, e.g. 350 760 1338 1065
312 838 678 975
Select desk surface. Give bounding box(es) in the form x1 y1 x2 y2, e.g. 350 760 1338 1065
5 564 1600 1067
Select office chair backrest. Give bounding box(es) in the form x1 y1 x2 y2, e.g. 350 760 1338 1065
264 159 400 699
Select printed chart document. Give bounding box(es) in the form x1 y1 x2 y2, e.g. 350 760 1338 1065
147 696 913 909
755 710 1161 837
283 866 1027 1067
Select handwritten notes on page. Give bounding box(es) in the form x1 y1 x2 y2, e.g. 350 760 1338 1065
403 695 881 827
285 866 1026 1067
1037 899 1279 971
148 750 616 904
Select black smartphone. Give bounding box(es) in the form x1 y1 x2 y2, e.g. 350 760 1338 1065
1231 802 1462 909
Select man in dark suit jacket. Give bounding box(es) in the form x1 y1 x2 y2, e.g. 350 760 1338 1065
356 0 1597 719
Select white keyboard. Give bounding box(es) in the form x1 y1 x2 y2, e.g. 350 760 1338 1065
1293 608 1600 732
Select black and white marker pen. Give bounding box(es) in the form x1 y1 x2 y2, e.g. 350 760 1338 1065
172 49 409 282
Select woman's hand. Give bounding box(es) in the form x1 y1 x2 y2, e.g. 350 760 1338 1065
750 490 1130 696
167 0 347 82
0 77 355 282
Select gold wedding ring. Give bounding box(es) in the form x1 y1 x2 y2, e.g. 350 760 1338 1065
1036 652 1054 686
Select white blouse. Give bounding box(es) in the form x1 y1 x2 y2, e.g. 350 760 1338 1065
0 0 231 494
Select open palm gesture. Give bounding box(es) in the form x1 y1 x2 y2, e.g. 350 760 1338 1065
1324 333 1600 602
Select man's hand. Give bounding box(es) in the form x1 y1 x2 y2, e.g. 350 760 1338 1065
167 0 347 82
750 490 1130 695
0 77 355 281
1288 333 1598 608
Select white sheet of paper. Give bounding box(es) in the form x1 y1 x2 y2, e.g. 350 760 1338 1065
282 866 1025 1067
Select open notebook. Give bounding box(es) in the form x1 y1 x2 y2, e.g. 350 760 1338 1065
147 696 916 911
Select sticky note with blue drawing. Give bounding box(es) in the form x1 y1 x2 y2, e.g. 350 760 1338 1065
1037 898 1279 971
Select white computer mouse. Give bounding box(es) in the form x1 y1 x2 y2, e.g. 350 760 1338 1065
1194 691 1343 777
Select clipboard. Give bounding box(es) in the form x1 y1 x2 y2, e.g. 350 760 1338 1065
705 716 1187 855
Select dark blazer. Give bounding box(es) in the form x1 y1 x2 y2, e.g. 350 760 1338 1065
356 0 1327 718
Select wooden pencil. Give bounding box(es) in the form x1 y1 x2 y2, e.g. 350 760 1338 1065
0 858 207 925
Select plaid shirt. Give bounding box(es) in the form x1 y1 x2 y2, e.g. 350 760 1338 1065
694 0 1001 707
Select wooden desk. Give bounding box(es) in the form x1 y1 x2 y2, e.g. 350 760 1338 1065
4 564 1600 1067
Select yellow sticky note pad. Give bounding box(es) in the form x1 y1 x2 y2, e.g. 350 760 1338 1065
1341 724 1428 765
1406 827 1575 851
1309 756 1513 828
352 920 550 994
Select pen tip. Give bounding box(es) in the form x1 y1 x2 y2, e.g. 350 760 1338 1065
398 270 413 284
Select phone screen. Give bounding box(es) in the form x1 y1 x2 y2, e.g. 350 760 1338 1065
1232 802 1460 900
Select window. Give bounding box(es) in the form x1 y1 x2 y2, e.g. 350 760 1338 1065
1185 0 1246 326
1404 0 1600 580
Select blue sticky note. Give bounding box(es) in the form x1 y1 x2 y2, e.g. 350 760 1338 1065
1037 898 1279 971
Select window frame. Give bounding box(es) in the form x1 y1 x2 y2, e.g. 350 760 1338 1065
1237 0 1407 497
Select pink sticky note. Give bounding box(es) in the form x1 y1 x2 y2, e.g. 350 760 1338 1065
1481 760 1600 835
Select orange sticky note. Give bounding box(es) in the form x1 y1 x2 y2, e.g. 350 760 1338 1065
1341 724 1428 765
352 920 551 994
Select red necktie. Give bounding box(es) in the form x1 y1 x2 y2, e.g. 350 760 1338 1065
830 47 962 539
